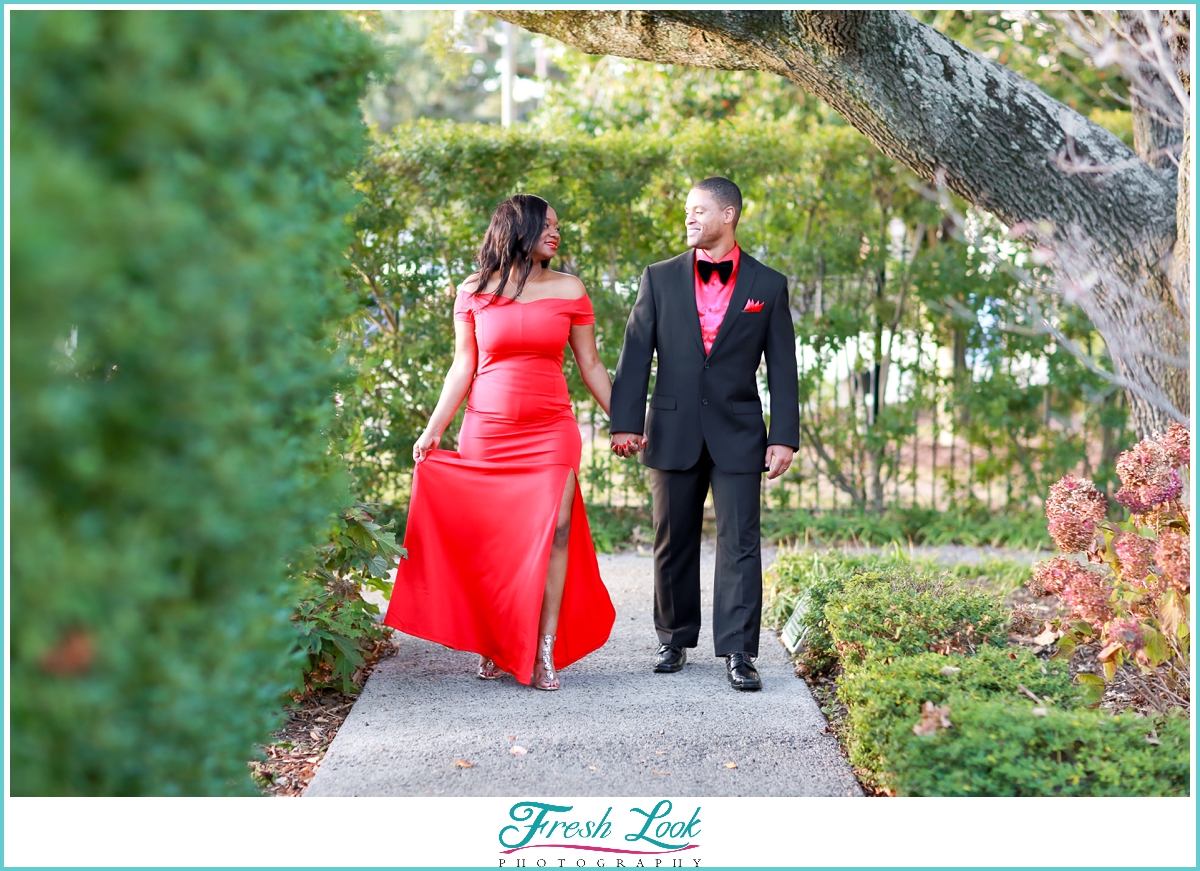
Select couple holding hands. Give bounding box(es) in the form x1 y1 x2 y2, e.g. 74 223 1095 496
384 177 799 693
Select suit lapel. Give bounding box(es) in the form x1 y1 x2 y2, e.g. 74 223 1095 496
706 254 757 359
677 250 706 356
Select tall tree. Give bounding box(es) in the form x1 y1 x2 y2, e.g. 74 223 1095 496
497 10 1190 436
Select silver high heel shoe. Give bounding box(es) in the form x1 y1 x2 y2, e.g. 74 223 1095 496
533 634 560 691
477 655 502 680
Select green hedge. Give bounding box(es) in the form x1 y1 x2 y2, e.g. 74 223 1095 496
11 10 380 795
766 549 907 673
824 568 1010 673
891 704 1190 797
770 556 1190 797
838 647 1079 791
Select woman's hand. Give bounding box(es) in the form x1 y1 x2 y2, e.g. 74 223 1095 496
413 430 441 464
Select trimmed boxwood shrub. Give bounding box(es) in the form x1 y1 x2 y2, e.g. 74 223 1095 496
11 10 381 795
766 549 915 674
838 647 1079 791
891 704 1190 797
825 568 1010 673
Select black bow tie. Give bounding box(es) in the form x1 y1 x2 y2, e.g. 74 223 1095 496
697 258 734 284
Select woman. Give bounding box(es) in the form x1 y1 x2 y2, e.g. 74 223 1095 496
383 194 616 690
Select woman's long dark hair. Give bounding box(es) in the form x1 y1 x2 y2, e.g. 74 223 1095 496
473 194 550 301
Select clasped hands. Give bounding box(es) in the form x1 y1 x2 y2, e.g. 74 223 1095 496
610 432 645 459
610 432 795 480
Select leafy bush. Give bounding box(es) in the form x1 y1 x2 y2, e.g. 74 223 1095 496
825 568 1010 673
762 509 907 546
760 507 1051 549
586 504 653 554
944 557 1035 598
10 11 381 795
891 703 1190 796
294 503 403 693
837 647 1079 790
767 548 913 674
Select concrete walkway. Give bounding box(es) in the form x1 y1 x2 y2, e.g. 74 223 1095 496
304 544 862 797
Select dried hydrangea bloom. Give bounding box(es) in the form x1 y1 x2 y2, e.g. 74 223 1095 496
1131 502 1184 532
1031 556 1114 629
1116 439 1183 511
1060 566 1115 629
1155 527 1190 593
1158 422 1191 468
1044 475 1107 553
1030 555 1083 597
1104 616 1147 654
1112 532 1155 585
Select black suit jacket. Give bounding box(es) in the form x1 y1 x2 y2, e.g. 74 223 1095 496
610 249 800 474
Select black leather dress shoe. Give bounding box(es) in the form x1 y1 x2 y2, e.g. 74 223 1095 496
654 644 687 673
725 652 762 691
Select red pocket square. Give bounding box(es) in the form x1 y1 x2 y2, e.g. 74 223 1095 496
743 299 765 312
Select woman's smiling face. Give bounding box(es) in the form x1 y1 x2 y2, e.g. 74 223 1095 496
531 205 560 262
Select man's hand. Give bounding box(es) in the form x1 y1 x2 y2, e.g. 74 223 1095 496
611 432 645 458
764 444 794 480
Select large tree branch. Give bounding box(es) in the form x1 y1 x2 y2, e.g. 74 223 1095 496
499 11 1175 255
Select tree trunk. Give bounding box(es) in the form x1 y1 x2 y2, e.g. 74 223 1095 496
499 10 1190 434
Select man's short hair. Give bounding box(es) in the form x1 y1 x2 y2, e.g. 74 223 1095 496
693 176 742 225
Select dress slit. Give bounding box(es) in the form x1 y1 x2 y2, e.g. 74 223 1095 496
384 453 613 686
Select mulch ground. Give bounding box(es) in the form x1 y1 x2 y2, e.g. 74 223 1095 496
249 638 397 797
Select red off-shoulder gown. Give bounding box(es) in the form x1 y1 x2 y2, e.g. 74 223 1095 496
383 290 616 684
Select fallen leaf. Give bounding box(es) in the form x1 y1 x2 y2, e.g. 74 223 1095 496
454 759 475 769
912 701 952 736
724 762 738 769
1031 707 1048 717
940 666 961 677
508 735 516 740
40 628 95 676
1097 641 1123 662
1033 622 1063 647
510 745 528 756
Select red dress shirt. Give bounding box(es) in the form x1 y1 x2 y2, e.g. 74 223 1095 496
694 244 741 355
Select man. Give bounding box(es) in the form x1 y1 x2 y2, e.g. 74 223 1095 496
609 177 799 691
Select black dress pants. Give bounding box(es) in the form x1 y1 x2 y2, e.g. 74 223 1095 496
649 441 763 657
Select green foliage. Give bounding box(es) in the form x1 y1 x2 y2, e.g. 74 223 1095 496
825 568 1010 673
891 704 1190 797
762 506 1051 549
943 557 1035 599
538 45 823 134
10 10 381 795
766 549 913 674
838 647 1079 791
293 503 404 693
585 504 653 555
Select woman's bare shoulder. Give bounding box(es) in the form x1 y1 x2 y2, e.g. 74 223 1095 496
546 270 587 299
457 273 483 294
